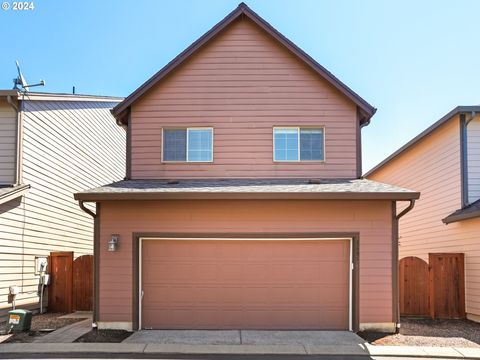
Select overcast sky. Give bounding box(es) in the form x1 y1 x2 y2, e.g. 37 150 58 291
1 0 479 172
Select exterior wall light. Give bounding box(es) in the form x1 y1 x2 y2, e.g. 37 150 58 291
108 234 119 252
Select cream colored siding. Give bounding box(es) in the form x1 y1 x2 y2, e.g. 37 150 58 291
0 99 17 184
369 116 480 318
467 116 480 203
0 99 125 321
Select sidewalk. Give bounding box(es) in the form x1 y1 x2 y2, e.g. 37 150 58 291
33 318 92 343
1 342 480 358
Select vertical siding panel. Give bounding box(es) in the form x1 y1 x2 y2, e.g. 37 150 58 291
0 99 125 321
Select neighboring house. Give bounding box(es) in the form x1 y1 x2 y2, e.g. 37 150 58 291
75 3 418 332
0 90 125 321
366 106 480 322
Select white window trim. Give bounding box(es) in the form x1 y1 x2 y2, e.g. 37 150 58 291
161 127 214 163
273 126 325 162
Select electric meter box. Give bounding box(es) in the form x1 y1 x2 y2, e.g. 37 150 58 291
6 309 32 332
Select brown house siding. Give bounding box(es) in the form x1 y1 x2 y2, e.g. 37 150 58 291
130 18 358 180
97 199 393 329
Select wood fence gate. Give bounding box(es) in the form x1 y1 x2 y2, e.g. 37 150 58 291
48 252 73 313
399 253 465 319
429 253 465 319
73 255 94 311
399 256 430 316
48 252 93 313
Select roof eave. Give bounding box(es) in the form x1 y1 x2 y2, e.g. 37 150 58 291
442 211 480 224
74 191 419 202
0 184 30 205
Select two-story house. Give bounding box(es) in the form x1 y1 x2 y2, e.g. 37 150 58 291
366 106 480 322
75 3 418 332
0 90 125 321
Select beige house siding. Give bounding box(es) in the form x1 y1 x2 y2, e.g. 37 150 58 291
0 99 125 321
0 99 17 184
368 116 480 318
467 116 480 203
130 17 358 180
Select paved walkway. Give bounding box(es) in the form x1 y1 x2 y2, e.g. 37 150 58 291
1 342 480 358
123 330 364 346
33 318 92 343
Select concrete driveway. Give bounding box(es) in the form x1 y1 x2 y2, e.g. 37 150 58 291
123 330 364 346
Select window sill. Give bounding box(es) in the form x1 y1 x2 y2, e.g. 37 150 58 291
161 161 214 164
273 160 326 163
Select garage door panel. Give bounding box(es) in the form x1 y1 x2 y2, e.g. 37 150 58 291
141 239 350 329
145 263 348 284
144 285 349 307
142 307 349 330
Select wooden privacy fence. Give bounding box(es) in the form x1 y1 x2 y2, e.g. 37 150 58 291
48 252 93 313
399 254 465 319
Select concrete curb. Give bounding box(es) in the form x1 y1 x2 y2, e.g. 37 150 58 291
0 343 480 358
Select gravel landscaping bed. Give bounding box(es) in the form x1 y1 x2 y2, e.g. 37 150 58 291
359 317 480 348
75 329 132 343
0 313 85 343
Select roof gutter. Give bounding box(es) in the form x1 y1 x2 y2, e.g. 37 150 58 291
78 200 96 218
395 199 416 220
74 191 420 202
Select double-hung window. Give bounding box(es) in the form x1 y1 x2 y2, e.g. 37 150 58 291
273 127 324 161
163 128 213 162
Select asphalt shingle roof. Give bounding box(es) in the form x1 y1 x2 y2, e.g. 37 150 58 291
74 178 419 201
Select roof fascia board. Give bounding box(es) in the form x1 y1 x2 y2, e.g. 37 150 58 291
443 209 480 224
0 184 30 205
74 191 420 201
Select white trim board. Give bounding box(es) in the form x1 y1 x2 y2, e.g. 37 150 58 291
138 236 353 331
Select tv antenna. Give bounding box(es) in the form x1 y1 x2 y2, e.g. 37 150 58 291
13 61 45 92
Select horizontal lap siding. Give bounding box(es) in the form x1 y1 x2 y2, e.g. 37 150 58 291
131 18 357 179
369 118 480 317
0 100 125 321
0 99 17 184
98 199 392 325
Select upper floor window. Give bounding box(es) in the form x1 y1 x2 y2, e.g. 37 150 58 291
163 128 213 162
273 127 324 162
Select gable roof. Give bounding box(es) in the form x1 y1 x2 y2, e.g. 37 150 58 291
112 2 376 125
365 105 480 177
